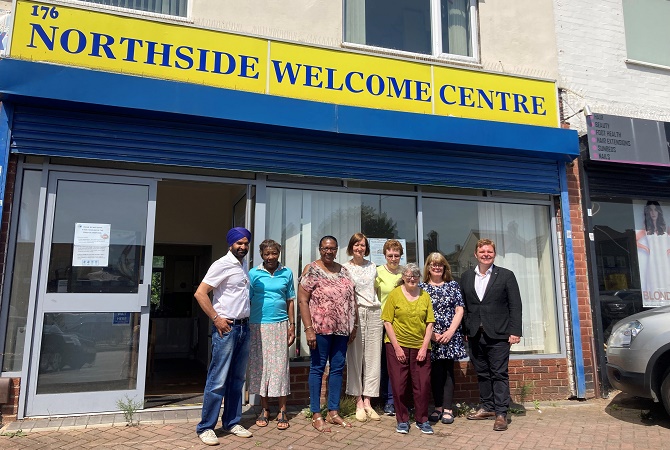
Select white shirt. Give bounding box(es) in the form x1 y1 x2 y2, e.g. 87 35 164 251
202 251 250 319
343 260 380 308
474 265 493 302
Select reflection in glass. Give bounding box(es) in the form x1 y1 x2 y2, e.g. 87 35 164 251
46 181 148 294
36 312 140 394
3 171 41 372
266 188 417 358
591 199 648 348
422 198 559 354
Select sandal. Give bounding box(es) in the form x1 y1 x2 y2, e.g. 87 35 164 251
312 415 331 433
326 412 352 428
428 409 442 423
256 408 269 427
277 410 290 430
441 410 455 424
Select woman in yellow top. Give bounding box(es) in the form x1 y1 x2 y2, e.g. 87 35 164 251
381 263 435 435
376 239 404 416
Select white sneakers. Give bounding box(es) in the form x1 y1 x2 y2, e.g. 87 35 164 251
198 429 219 446
198 424 252 446
225 424 253 438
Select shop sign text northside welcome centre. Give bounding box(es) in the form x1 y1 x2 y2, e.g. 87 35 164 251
9 1 558 127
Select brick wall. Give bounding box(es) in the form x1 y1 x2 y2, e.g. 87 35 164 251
455 359 571 403
556 0 670 133
288 357 574 410
567 160 597 397
0 377 20 424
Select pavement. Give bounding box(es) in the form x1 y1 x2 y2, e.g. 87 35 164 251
1 392 670 449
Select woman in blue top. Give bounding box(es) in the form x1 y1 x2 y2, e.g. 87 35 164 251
419 252 467 426
248 239 296 430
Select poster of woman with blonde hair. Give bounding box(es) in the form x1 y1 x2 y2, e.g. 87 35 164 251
635 201 670 307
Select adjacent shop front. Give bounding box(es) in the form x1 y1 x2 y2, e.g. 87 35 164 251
582 112 670 391
0 1 579 419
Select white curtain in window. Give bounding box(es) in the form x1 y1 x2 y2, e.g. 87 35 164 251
345 0 367 44
445 0 470 56
83 0 187 17
477 203 558 353
266 189 362 357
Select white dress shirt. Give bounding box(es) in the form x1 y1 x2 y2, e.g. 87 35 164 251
474 265 493 302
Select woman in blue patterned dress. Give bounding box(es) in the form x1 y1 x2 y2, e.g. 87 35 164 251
419 252 467 425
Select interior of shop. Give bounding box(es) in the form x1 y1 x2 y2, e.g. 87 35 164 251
144 179 247 408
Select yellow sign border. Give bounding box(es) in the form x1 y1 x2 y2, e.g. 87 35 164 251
8 1 559 127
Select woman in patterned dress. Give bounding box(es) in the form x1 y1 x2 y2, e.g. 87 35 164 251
248 239 296 430
420 252 467 425
344 233 382 422
298 236 358 432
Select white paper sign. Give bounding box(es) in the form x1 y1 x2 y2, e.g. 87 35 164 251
73 245 109 267
368 238 408 267
73 223 111 267
74 223 111 246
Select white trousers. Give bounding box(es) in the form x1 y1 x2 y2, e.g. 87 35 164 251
345 305 383 397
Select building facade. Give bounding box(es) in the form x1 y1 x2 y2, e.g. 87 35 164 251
556 0 670 396
0 0 583 420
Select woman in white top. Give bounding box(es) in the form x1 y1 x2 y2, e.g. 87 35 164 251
344 232 383 422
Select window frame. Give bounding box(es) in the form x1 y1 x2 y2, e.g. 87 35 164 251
343 0 480 64
61 0 192 22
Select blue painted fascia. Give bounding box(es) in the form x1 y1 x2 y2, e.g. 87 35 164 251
0 58 579 161
0 102 12 221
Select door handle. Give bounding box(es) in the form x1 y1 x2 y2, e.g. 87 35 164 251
139 283 150 307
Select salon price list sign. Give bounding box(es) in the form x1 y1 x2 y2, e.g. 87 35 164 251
586 113 670 167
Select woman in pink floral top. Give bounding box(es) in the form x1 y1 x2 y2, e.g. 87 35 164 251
298 236 357 433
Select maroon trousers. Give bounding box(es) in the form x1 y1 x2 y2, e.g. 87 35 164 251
385 343 431 424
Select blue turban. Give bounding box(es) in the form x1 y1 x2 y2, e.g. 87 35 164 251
226 227 252 246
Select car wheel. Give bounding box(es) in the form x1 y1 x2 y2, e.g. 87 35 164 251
661 370 670 417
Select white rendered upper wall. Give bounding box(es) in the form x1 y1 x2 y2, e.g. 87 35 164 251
191 0 558 79
555 0 670 134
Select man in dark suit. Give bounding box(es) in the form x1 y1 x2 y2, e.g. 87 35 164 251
461 238 522 431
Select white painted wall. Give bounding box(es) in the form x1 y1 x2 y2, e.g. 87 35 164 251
190 0 559 81
191 0 343 47
479 0 559 81
555 0 670 133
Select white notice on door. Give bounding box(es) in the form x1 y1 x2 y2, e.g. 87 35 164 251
74 223 111 246
73 223 111 267
73 245 110 267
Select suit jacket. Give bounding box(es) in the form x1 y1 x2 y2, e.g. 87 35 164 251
460 265 523 340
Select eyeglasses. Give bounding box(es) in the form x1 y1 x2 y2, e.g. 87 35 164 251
319 247 338 253
386 254 401 259
403 275 419 280
430 264 444 269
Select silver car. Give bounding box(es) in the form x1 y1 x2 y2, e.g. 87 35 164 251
606 304 670 415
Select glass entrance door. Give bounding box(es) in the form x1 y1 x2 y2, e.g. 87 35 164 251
26 172 156 415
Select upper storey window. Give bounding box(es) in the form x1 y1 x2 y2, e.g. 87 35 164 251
344 0 477 61
79 0 187 18
622 0 670 67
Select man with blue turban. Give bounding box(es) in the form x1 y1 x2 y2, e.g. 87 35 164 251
195 227 253 445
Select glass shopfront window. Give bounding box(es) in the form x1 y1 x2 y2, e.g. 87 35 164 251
36 312 141 394
266 187 417 358
266 185 561 357
591 198 664 347
422 197 559 354
3 170 42 372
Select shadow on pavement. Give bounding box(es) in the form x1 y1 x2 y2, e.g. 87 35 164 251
605 391 670 428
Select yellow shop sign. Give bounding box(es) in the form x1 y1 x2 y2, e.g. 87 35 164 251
8 1 558 126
